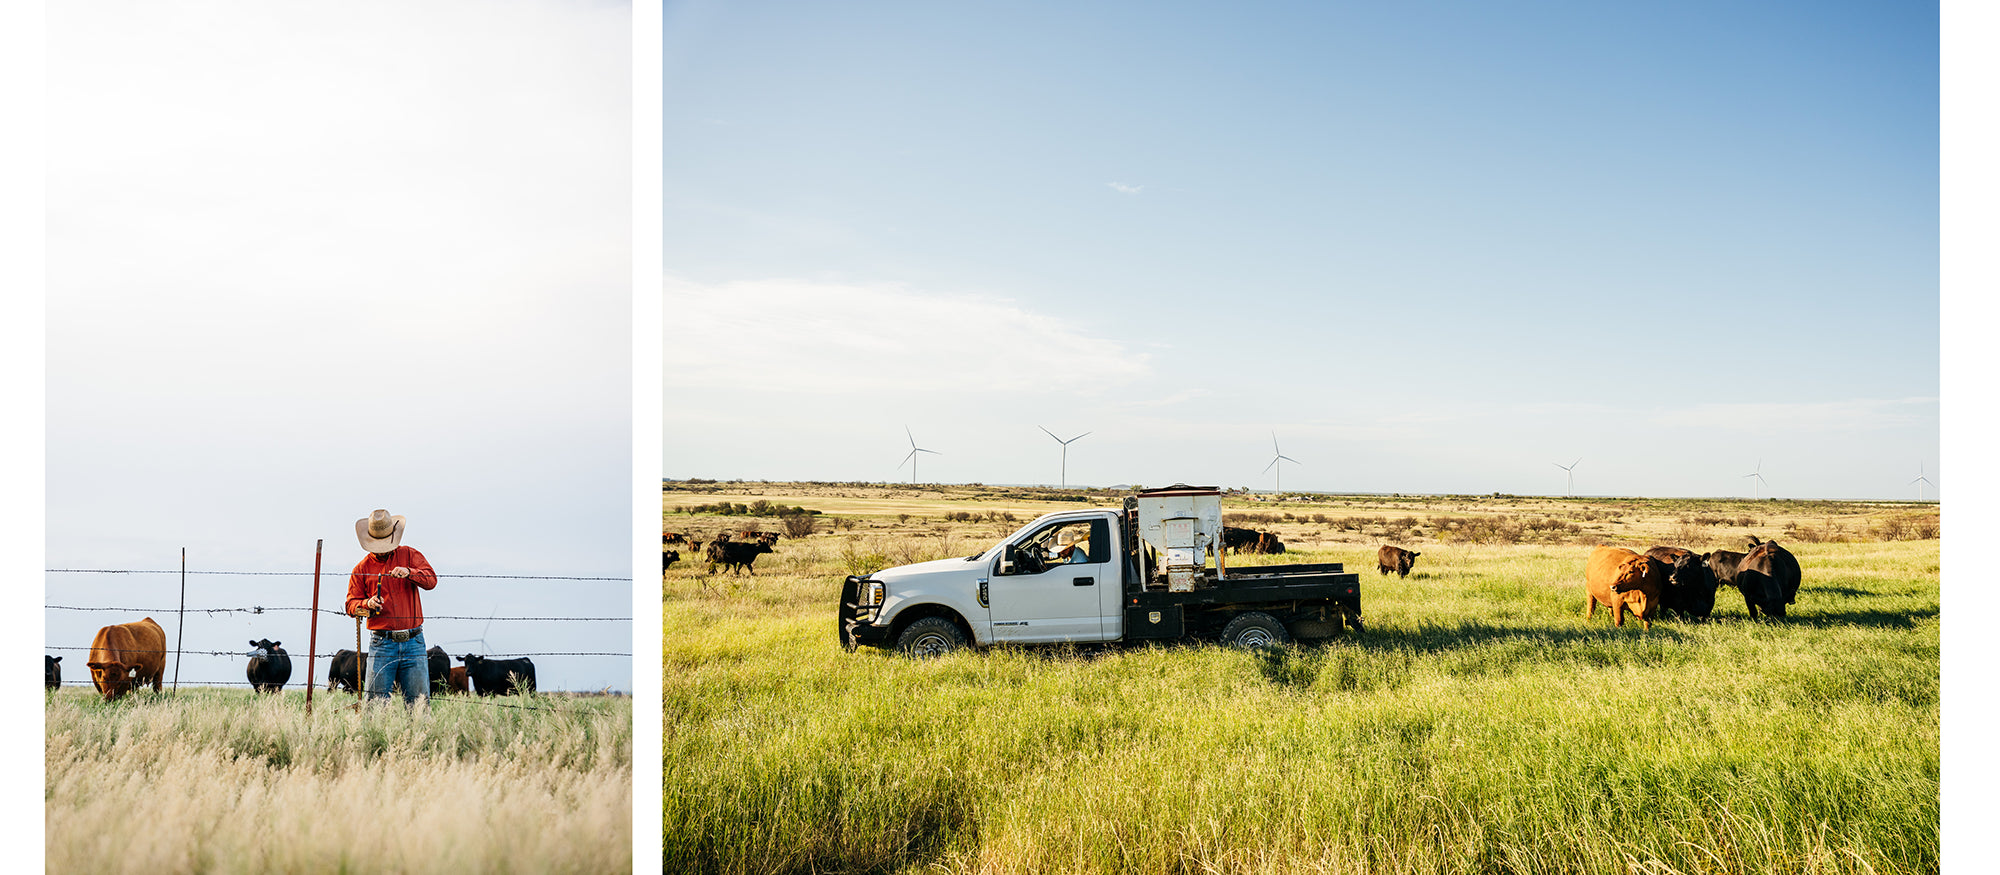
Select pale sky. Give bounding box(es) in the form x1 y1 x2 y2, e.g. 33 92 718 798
664 0 1940 500
42 0 635 692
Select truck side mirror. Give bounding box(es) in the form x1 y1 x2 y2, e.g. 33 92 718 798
999 544 1017 575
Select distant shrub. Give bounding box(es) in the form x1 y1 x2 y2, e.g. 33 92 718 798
779 513 818 538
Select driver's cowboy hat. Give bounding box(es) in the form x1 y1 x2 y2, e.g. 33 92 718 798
356 509 406 553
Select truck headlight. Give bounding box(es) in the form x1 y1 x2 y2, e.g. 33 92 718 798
863 580 885 607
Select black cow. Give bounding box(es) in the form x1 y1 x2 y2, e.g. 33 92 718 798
1737 540 1802 618
460 654 536 696
427 646 453 695
327 649 364 692
1746 538 1802 605
1377 545 1421 578
246 639 293 693
663 550 680 573
1255 532 1287 554
1222 527 1263 554
1707 548 1785 620
707 539 773 575
46 655 60 690
1645 546 1717 620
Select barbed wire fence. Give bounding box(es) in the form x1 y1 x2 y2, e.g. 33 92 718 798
45 559 635 719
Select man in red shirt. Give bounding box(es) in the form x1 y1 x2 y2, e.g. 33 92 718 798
346 509 439 705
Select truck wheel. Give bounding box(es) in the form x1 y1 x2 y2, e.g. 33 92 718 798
897 617 967 658
1221 612 1289 649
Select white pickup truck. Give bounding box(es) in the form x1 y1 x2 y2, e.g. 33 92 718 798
839 485 1363 656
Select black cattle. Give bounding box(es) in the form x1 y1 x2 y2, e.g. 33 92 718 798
1748 538 1801 605
1255 532 1287 554
1222 527 1263 554
1707 548 1785 620
663 550 680 573
246 639 293 693
1377 545 1421 578
327 649 364 692
427 646 453 695
460 654 536 696
46 655 60 690
1737 540 1802 618
1645 546 1718 620
707 539 773 575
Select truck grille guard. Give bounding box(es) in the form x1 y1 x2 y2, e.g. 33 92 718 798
838 574 878 652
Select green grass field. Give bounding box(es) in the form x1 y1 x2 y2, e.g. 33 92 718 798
47 688 632 875
664 490 1938 874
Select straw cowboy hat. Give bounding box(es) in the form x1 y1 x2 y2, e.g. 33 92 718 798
356 509 406 552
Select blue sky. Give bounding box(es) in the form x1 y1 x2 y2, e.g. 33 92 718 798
664 1 1939 499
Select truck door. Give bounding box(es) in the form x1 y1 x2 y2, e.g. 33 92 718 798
988 517 1111 643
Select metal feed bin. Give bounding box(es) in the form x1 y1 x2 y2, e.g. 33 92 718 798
1135 485 1223 591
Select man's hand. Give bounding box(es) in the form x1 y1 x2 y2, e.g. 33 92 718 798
363 595 384 612
389 567 411 579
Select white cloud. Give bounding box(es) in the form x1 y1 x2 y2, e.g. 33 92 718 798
1107 182 1143 195
664 277 1151 394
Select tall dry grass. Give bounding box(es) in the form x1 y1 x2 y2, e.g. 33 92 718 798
47 689 631 875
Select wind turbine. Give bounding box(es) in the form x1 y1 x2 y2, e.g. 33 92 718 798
899 426 941 484
1743 459 1768 499
1910 462 1934 501
1554 458 1580 497
1038 426 1090 488
1263 433 1300 493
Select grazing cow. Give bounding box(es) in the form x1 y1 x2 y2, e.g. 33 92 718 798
1706 548 1785 620
1751 539 1801 605
448 665 469 694
427 646 453 695
739 530 780 546
1377 546 1421 578
245 639 293 693
460 654 536 696
327 649 364 693
46 655 61 690
1254 532 1287 554
663 550 680 573
663 532 689 546
1583 547 1669 630
708 539 774 575
1645 546 1718 620
86 617 167 701
1734 540 1802 619
1222 527 1263 554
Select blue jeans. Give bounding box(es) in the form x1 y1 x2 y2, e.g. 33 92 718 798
365 630 429 705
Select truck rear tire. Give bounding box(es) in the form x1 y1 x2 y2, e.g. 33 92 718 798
1221 611 1289 649
897 617 967 658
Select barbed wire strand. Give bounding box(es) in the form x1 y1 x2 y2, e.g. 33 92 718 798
46 605 630 621
44 645 631 657
48 569 630 581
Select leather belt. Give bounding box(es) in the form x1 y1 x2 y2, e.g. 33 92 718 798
373 626 422 642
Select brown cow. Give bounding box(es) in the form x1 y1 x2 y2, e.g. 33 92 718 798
1583 547 1669 630
1377 545 1421 578
448 665 469 694
86 617 167 701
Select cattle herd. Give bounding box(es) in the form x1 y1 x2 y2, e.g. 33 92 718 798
1370 536 1801 631
664 529 783 576
54 618 539 701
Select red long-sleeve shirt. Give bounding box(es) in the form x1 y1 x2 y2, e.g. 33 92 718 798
346 545 438 631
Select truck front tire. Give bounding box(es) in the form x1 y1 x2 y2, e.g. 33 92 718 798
1221 611 1289 649
897 617 967 658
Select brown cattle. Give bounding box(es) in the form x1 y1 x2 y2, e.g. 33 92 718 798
86 618 167 701
1583 547 1668 630
1376 545 1421 578
448 665 469 694
662 532 689 546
